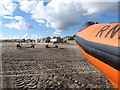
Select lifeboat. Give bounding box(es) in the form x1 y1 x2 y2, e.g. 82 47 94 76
75 22 120 89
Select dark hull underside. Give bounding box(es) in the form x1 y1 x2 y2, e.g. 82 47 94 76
75 36 120 71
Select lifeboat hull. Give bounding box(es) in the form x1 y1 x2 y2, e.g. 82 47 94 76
75 22 120 89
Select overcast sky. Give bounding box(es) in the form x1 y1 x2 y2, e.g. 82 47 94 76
0 0 119 39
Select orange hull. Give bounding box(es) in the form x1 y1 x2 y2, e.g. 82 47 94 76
75 22 120 89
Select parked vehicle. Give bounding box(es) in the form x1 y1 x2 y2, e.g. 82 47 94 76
45 42 58 48
17 42 35 49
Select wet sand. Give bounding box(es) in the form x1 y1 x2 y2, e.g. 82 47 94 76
0 43 113 89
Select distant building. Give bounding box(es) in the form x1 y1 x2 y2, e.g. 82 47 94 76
37 37 51 43
50 37 62 43
50 38 57 43
63 36 69 40
63 36 70 43
63 35 75 42
36 36 75 44
45 37 51 43
40 38 45 43
37 38 45 43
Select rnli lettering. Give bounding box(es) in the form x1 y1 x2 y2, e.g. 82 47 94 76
96 24 120 38
105 25 120 38
96 25 111 37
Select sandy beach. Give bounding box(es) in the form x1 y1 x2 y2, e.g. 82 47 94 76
0 42 113 89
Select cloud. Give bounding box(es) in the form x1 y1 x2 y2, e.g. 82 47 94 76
0 34 5 39
0 34 20 39
81 2 118 15
53 30 62 35
31 34 41 39
0 0 17 16
19 0 37 13
4 16 33 30
37 19 47 25
19 0 47 24
3 15 14 19
19 0 119 34
0 33 41 39
22 33 41 39
22 33 28 39
43 0 51 2
0 21 3 26
46 0 119 32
